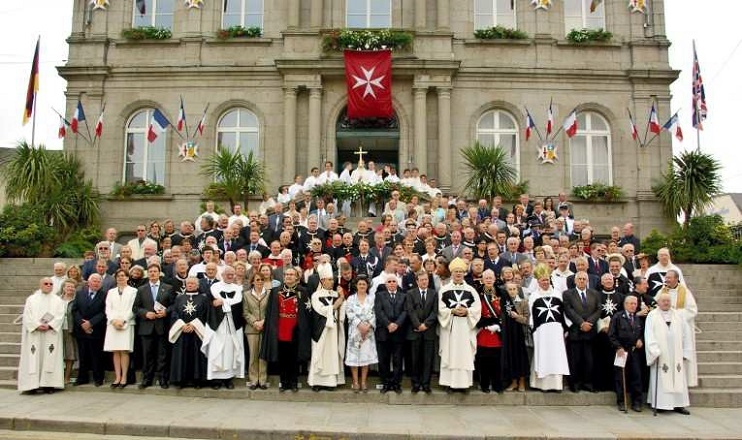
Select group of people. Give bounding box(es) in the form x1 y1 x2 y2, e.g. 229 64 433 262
17 182 698 415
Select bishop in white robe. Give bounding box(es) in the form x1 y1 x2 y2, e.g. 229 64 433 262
18 278 66 393
656 269 698 388
307 264 346 389
645 292 693 414
438 258 482 390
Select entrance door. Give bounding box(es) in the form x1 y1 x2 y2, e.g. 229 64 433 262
335 108 400 173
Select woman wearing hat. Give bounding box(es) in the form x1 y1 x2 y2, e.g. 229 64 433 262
307 263 346 391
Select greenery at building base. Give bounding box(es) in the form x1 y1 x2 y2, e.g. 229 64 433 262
565 28 613 44
653 150 722 229
571 183 625 201
0 142 101 258
310 181 428 204
110 180 166 197
460 142 521 200
121 26 173 41
201 148 266 210
642 215 742 265
473 26 529 40
322 29 413 52
216 26 262 40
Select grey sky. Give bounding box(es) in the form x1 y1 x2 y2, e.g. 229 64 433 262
2 1 740 191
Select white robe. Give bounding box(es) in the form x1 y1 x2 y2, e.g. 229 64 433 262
658 285 698 387
529 287 570 391
18 291 66 391
438 282 482 389
645 308 693 409
201 282 245 380
307 288 346 387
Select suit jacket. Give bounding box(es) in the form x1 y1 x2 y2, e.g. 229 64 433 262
99 274 116 293
563 287 602 341
374 289 407 342
245 242 270 258
501 251 527 265
72 286 107 339
566 273 600 291
587 257 609 277
198 277 220 296
217 238 243 255
440 244 464 261
608 311 644 351
351 254 380 278
404 287 437 340
484 256 511 277
369 246 392 264
133 282 175 336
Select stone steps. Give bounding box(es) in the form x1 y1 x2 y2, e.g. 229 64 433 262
696 331 740 341
0 367 15 381
0 355 19 368
696 312 742 323
0 344 20 356
698 375 742 389
697 321 742 332
697 351 742 363
0 334 20 344
697 340 742 351
698 362 742 375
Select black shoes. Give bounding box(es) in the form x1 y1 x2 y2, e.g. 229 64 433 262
411 385 420 394
422 386 432 394
674 407 691 415
632 403 643 413
249 384 258 390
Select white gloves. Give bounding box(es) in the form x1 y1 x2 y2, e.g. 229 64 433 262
486 324 501 333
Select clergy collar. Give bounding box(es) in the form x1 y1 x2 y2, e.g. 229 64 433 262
185 291 199 296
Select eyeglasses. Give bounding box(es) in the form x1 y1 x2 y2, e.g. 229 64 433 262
137 229 146 232
42 282 53 286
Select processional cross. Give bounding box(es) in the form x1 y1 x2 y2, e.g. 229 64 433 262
354 144 368 167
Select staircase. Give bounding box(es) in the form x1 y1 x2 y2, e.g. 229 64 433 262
0 259 739 406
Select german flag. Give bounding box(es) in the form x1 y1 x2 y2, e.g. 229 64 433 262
22 38 40 126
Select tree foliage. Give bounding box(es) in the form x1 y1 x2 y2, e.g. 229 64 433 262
460 142 518 200
652 150 722 228
641 215 742 265
200 147 266 209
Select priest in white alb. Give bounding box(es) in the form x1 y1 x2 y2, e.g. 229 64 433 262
18 278 66 393
656 269 698 387
645 291 693 415
438 257 482 391
307 263 346 391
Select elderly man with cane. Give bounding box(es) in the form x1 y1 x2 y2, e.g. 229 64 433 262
608 295 644 412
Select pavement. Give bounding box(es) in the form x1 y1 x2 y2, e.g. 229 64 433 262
0 389 740 439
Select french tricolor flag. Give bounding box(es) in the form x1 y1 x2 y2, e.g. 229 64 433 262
95 105 105 138
71 101 86 134
649 104 661 134
177 97 186 132
628 109 639 141
662 112 684 142
546 99 554 136
563 110 578 138
147 109 171 143
58 116 69 139
525 111 537 141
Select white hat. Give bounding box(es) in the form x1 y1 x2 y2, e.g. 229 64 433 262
317 263 334 280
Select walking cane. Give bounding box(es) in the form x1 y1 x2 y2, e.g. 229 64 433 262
653 361 659 416
621 362 629 413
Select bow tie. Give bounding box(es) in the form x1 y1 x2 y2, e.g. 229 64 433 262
219 291 236 299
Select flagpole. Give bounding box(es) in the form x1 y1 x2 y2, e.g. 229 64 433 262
83 107 95 149
182 96 191 141
696 127 701 152
642 100 655 147
94 102 106 149
52 107 92 145
627 108 642 148
31 84 38 149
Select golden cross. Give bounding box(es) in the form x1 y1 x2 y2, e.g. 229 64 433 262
353 144 368 164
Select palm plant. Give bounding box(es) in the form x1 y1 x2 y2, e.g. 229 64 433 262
652 150 722 228
460 142 518 200
200 147 266 209
1 142 100 234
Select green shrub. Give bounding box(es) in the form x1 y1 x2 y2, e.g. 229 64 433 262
641 215 742 265
322 29 413 52
121 26 172 41
566 28 613 44
216 26 262 40
0 204 56 257
572 183 624 201
474 26 529 40
111 180 165 197
54 227 100 258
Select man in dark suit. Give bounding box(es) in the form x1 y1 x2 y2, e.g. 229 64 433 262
216 227 241 256
198 262 220 294
351 239 380 278
567 257 600 290
405 271 437 393
133 264 175 389
374 275 407 394
587 242 608 277
563 271 602 393
369 232 392 264
73 273 107 386
266 208 285 242
483 243 510 278
440 230 465 262
608 295 645 412
244 230 270 259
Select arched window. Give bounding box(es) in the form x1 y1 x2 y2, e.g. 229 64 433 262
564 0 605 33
476 109 520 175
346 0 392 28
474 0 517 30
124 109 167 185
216 108 260 156
222 0 264 29
570 111 612 186
133 0 175 29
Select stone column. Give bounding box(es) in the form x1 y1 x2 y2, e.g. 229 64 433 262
413 87 428 173
437 0 450 30
437 87 452 192
415 0 426 29
287 0 300 28
283 87 298 183
308 87 323 173
310 0 323 28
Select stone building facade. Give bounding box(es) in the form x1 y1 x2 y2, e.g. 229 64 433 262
60 0 677 235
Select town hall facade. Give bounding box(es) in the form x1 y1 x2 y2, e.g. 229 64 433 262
60 0 677 234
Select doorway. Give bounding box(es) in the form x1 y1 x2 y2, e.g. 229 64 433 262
335 107 400 173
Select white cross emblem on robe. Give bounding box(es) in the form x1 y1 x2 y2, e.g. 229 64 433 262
601 295 618 315
447 290 470 309
536 297 559 322
183 299 197 316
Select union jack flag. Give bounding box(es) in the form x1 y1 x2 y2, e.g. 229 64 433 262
692 41 707 130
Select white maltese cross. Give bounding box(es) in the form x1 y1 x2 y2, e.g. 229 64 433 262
352 66 386 99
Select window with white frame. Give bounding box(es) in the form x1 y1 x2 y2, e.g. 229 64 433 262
474 0 517 30
564 0 605 32
476 109 520 175
346 0 392 28
570 112 612 186
222 0 264 29
133 0 175 29
217 108 260 157
125 109 167 185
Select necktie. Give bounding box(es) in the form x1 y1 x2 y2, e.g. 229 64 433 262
151 284 158 303
629 313 634 327
390 292 396 304
225 242 230 252
250 244 256 252
89 291 96 301
421 290 426 303
594 259 600 273
580 290 587 307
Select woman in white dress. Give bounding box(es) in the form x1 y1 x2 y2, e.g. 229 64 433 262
528 264 570 391
344 276 377 392
104 269 137 388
